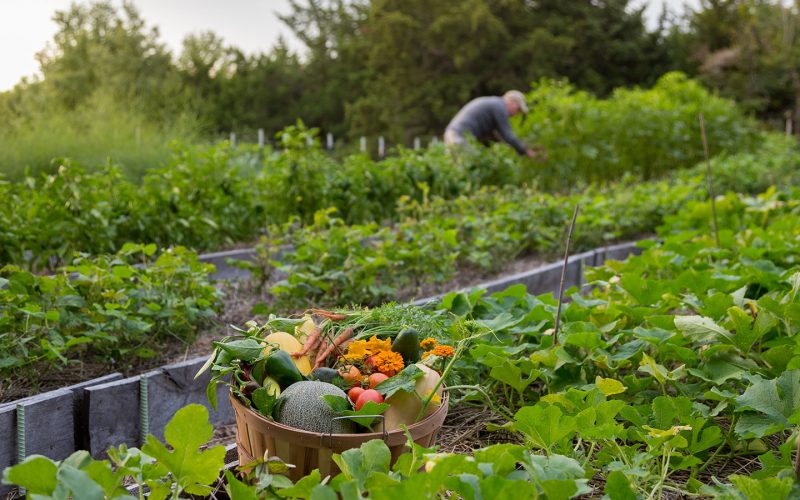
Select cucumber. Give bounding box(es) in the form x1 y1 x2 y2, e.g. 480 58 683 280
310 367 339 383
392 328 420 364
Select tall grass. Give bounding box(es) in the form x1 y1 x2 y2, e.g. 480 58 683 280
0 92 199 180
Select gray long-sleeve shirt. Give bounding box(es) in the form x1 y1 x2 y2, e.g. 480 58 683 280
445 96 527 155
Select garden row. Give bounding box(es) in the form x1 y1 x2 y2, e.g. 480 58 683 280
257 135 800 309
2 137 798 394
0 73 756 271
4 186 799 498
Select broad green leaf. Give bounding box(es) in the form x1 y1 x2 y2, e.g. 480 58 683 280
604 471 636 500
638 353 668 384
727 306 775 352
213 338 265 362
478 476 538 499
520 453 589 496
374 364 423 399
620 274 665 305
595 376 626 396
490 360 539 393
734 370 800 438
651 396 692 429
674 315 734 345
56 465 105 500
728 474 793 500
252 386 279 417
1 455 58 494
277 469 322 499
472 444 527 477
309 484 338 500
111 265 135 278
512 405 576 451
141 404 226 495
333 439 391 490
224 470 258 500
321 394 352 413
339 400 390 429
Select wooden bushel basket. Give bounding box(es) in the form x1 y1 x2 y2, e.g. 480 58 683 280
230 391 449 481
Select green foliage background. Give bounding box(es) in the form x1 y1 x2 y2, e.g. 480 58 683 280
1 0 796 176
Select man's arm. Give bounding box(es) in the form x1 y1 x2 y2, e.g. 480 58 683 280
494 107 528 155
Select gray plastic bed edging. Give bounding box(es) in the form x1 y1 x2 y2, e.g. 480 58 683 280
0 240 642 492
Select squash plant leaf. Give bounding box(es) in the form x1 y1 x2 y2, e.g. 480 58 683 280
604 471 637 500
141 404 226 496
490 360 540 393
674 315 734 346
224 470 258 500
734 370 800 438
511 404 577 451
374 364 424 398
333 439 391 491
728 475 794 500
727 306 776 352
1 455 59 494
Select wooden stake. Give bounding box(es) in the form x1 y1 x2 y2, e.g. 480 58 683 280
699 113 720 247
553 204 579 345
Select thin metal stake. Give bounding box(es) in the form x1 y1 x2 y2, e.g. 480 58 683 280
139 375 149 445
699 113 720 247
553 204 579 345
16 404 25 462
16 404 25 495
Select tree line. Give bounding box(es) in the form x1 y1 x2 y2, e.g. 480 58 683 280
1 0 798 152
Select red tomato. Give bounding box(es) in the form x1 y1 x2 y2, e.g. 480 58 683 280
368 373 388 389
348 386 365 404
355 389 384 411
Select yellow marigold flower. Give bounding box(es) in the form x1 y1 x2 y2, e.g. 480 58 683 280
420 337 438 350
430 345 455 358
365 335 392 353
344 340 369 361
373 350 404 376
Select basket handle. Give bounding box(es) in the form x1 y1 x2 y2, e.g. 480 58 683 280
322 415 387 448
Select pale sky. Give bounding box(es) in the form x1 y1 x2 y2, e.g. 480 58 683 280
0 0 698 92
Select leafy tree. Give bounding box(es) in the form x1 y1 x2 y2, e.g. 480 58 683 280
683 0 800 126
36 0 186 120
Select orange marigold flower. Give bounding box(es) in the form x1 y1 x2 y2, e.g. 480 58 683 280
430 345 455 358
365 335 392 353
372 350 404 376
420 337 438 350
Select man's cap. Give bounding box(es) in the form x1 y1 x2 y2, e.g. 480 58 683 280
503 90 529 114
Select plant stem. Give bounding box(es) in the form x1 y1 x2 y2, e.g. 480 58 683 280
699 112 720 247
554 204 579 345
443 384 515 420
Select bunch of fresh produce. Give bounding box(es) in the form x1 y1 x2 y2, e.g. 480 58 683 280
198 309 455 433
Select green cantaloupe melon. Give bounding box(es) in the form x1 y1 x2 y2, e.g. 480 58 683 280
275 381 357 434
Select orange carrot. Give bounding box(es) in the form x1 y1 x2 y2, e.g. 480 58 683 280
313 328 354 369
310 309 347 321
314 337 331 369
293 326 322 358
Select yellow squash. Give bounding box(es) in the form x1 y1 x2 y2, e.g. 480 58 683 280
263 331 312 376
382 364 443 431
